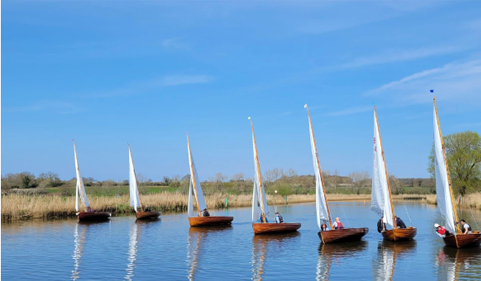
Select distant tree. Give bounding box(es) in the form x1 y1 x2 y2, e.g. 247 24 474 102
231 173 245 182
38 172 63 188
389 174 404 195
428 131 481 196
349 171 370 195
264 168 284 183
163 176 171 186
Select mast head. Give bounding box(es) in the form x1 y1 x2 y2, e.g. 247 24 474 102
304 104 308 109
248 116 251 120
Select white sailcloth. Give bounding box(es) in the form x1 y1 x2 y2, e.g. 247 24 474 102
371 112 394 228
307 111 330 229
433 104 456 234
73 143 90 211
251 126 268 222
128 146 141 211
187 138 207 216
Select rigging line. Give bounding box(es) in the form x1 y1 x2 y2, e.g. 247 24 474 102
467 200 480 229
338 203 351 228
404 205 413 226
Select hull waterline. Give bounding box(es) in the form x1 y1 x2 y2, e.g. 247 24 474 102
136 211 161 220
189 216 233 227
252 222 301 234
382 227 417 241
318 228 369 244
78 212 111 222
443 233 481 248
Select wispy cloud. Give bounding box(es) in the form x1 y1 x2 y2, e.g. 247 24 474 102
326 106 372 116
161 38 189 51
339 46 463 69
365 58 481 105
84 74 214 98
5 101 81 114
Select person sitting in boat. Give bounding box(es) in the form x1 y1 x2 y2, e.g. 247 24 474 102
203 208 210 217
377 217 386 233
320 223 328 231
395 216 407 228
86 206 93 212
259 213 268 223
333 217 344 230
460 219 473 234
275 212 284 223
434 223 448 237
144 206 152 212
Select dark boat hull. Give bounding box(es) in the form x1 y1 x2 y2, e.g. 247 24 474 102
443 232 481 248
382 227 417 241
136 211 161 220
188 216 233 227
78 211 111 222
318 228 369 244
252 222 301 234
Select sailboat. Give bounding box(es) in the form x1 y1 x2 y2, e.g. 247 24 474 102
433 97 481 248
305 104 368 243
186 133 233 227
73 140 111 222
128 145 161 220
371 107 417 241
249 117 301 234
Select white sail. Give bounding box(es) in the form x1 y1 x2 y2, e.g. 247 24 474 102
73 142 90 211
371 111 394 228
251 124 268 222
187 136 207 216
433 104 456 234
306 107 331 229
188 181 194 217
128 146 141 211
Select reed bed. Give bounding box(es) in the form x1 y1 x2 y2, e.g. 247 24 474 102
422 193 481 211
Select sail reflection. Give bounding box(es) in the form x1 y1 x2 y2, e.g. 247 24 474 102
187 226 232 280
436 246 481 281
316 241 367 280
71 223 87 280
373 240 416 281
251 232 300 281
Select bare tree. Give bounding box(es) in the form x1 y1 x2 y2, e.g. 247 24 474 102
389 174 404 195
264 168 284 183
231 173 245 182
349 171 370 195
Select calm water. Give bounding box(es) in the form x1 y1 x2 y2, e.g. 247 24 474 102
2 202 481 280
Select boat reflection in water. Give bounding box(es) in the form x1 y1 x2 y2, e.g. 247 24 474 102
436 246 481 281
125 219 159 280
372 240 416 280
187 226 232 280
316 241 367 280
71 223 87 280
251 232 300 280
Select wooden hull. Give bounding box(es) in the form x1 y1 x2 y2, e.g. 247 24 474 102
318 228 369 244
78 211 111 222
382 227 417 241
252 223 301 234
136 211 161 220
188 216 233 227
443 233 481 248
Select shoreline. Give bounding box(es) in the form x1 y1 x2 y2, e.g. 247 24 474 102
2 193 478 222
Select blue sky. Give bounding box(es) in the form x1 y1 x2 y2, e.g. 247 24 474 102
2 1 481 182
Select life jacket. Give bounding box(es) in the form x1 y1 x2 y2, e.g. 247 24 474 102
464 224 472 232
437 226 446 235
278 215 284 223
335 222 344 230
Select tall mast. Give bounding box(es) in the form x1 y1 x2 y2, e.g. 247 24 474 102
374 106 397 228
73 141 88 211
433 97 461 233
129 145 144 212
250 118 266 222
187 134 202 217
306 105 333 229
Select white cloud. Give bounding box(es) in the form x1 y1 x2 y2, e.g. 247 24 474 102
339 46 463 69
365 58 481 105
161 38 189 50
6 101 81 114
162 75 213 86
326 106 372 116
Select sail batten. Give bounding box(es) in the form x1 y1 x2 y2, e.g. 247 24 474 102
305 106 331 230
371 110 394 228
128 146 141 211
433 100 457 234
73 142 89 211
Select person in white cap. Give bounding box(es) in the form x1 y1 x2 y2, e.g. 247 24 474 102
435 223 447 237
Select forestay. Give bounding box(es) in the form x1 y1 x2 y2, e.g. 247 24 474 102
128 146 141 211
250 121 268 222
371 111 394 228
433 104 456 234
187 137 207 217
73 142 90 211
306 106 330 229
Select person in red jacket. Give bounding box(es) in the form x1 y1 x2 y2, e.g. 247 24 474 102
333 217 344 230
435 223 447 237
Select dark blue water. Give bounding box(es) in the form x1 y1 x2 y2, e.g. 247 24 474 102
2 202 480 280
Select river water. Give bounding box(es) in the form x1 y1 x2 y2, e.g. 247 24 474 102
2 202 480 280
